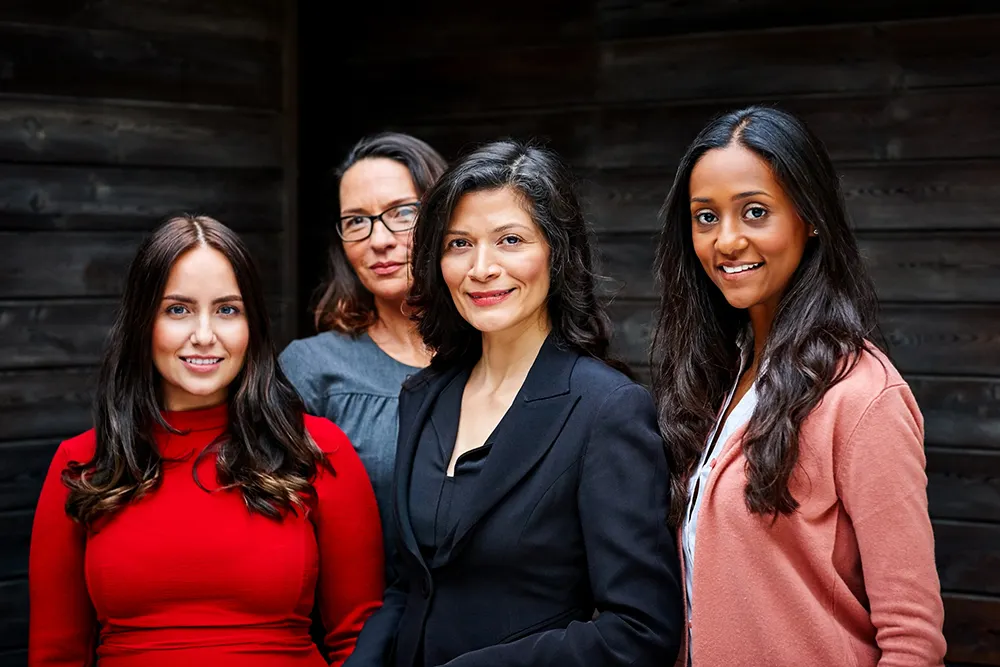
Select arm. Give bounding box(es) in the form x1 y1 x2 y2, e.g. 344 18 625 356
341 576 408 667
836 384 947 667
441 383 684 667
312 422 386 667
29 442 98 667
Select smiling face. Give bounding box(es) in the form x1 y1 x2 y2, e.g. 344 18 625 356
339 157 421 305
440 187 551 337
689 142 813 324
152 245 249 411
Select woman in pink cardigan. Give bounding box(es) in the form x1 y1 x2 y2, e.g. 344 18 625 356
649 106 946 667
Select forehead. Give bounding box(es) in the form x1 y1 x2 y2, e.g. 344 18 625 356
164 245 240 294
339 157 418 210
689 143 782 196
448 187 535 229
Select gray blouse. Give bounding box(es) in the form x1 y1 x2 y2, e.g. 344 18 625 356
279 330 422 580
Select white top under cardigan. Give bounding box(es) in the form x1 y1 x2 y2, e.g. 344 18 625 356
681 341 758 655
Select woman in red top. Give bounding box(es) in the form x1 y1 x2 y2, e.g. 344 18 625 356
29 215 384 667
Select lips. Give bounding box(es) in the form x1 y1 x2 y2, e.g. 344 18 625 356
180 356 224 373
718 261 764 280
467 288 515 306
370 261 403 276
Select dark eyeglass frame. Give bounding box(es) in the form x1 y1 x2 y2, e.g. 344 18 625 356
336 201 421 242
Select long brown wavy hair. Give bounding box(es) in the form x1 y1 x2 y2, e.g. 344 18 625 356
63 215 327 529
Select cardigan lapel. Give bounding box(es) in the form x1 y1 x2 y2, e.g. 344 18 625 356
438 336 581 563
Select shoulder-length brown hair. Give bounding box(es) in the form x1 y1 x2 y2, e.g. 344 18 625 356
64 214 326 529
313 132 448 335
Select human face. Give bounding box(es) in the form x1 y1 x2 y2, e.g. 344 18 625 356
152 245 249 411
689 143 812 324
339 157 420 304
441 187 551 337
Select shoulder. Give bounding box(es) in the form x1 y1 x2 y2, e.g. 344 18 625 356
56 429 98 464
820 343 908 415
303 414 351 456
570 356 650 403
280 330 361 368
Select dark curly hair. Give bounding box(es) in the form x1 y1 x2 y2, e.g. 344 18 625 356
408 139 630 376
64 215 327 529
650 106 883 527
313 132 447 335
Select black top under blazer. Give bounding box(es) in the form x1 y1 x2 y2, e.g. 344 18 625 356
344 337 683 667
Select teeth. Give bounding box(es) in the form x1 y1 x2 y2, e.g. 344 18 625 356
721 262 763 274
184 358 222 365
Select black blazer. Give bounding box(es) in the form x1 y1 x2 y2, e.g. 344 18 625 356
345 338 683 667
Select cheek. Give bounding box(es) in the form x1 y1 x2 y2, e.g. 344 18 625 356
511 250 550 291
220 321 250 361
440 256 467 293
341 241 368 273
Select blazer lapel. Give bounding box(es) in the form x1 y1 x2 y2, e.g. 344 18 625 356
443 337 581 560
394 366 463 566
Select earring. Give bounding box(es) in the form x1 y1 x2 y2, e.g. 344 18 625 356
811 228 819 236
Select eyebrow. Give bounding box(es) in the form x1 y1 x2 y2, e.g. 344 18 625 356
341 197 419 216
446 222 530 236
162 294 243 304
691 190 770 204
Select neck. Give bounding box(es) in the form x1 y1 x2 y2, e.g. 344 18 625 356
475 314 551 392
370 296 424 351
748 302 775 363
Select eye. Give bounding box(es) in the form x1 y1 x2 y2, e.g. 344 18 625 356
446 238 471 249
745 205 768 221
218 304 241 316
694 211 718 225
165 304 188 316
342 216 367 229
499 235 522 246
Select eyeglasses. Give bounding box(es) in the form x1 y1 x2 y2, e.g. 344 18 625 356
337 202 420 242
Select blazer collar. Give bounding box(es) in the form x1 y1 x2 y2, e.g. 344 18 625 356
394 334 583 568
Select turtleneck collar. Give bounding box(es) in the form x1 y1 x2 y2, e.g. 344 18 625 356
158 401 229 433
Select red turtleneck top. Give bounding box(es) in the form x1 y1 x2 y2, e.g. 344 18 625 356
28 404 384 667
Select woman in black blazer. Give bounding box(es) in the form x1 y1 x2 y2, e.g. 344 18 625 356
344 140 683 667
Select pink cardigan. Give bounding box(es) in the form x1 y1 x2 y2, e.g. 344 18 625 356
677 346 946 667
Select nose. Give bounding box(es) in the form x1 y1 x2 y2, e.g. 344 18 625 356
190 312 217 346
715 217 748 256
468 244 500 282
368 218 398 252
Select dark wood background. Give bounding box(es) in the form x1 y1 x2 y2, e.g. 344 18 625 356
300 1 1000 665
0 0 298 663
0 0 997 665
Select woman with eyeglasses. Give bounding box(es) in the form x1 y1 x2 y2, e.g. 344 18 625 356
280 133 448 578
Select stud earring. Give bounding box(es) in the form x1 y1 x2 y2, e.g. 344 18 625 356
811 228 819 236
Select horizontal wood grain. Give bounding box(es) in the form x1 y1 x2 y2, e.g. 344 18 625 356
928 448 1000 522
0 163 283 232
347 16 1000 114
0 99 281 168
0 439 57 512
0 23 280 108
0 231 283 298
581 161 1000 233
596 0 1000 39
0 368 95 441
0 511 32 580
400 87 1000 168
0 579 26 649
943 593 1000 664
1 0 282 41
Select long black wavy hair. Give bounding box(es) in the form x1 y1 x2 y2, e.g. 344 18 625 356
408 139 629 376
64 215 327 529
650 106 882 526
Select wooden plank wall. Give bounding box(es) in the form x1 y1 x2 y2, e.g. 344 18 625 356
0 1 296 662
308 1 1000 664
